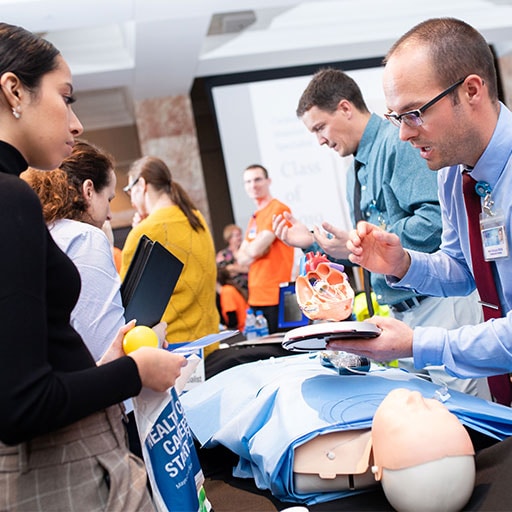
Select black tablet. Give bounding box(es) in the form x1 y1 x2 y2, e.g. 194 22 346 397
121 236 184 327
282 321 381 352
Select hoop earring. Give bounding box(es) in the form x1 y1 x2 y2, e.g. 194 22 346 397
12 107 20 119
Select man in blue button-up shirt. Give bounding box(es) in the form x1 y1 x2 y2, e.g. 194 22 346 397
340 18 512 385
332 17 512 509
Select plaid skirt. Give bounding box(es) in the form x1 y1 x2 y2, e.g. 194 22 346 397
0 405 155 512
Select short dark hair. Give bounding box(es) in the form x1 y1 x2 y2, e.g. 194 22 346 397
385 18 498 102
296 67 369 118
0 22 60 95
244 164 269 179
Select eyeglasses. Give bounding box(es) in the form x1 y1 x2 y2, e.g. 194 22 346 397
384 77 466 128
123 177 139 195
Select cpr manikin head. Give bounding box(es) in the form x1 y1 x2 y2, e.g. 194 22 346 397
371 388 475 512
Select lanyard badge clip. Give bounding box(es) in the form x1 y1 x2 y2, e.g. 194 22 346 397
475 181 509 260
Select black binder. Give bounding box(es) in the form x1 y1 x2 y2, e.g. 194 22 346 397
121 235 184 327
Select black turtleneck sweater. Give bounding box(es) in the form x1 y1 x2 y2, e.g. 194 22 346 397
0 141 141 445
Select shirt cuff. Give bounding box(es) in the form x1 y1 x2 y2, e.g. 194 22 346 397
385 251 423 293
413 325 447 369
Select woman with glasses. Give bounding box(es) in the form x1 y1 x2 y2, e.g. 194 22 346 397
122 156 220 356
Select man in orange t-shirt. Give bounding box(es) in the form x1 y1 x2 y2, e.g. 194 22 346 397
237 164 294 333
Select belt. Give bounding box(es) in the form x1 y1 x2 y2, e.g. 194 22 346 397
390 295 428 313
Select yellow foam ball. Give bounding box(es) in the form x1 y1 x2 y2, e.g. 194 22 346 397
123 325 159 354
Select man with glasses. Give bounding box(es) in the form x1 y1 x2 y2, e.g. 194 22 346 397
273 67 485 396
338 17 512 391
328 15 512 503
383 77 466 128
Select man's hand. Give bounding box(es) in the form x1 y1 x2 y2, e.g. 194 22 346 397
347 221 410 278
273 212 313 248
313 221 350 260
326 315 414 362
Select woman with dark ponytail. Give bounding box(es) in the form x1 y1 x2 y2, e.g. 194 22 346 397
122 156 220 354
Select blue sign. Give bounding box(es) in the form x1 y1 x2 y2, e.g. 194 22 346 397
144 387 203 511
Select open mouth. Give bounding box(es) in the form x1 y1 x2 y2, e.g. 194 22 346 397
411 142 432 159
419 146 432 158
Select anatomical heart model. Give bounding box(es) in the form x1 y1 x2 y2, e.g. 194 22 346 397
296 252 354 321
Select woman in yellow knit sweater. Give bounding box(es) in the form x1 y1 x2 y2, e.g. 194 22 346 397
121 156 220 355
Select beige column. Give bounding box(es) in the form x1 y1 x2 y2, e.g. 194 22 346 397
133 94 211 227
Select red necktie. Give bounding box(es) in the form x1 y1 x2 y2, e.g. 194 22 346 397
462 171 512 405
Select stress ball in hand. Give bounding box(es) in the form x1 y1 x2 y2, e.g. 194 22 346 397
123 325 159 354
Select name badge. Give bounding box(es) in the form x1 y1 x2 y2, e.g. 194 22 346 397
480 211 509 261
475 180 509 261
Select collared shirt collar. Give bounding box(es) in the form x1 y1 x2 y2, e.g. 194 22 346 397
353 113 382 169
463 102 512 189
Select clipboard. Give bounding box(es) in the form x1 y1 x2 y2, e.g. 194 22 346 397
282 321 381 352
121 235 184 327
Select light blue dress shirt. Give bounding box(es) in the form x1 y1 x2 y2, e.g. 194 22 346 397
390 103 512 377
50 219 125 361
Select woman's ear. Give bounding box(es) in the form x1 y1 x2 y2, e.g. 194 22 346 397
0 72 24 110
82 179 95 201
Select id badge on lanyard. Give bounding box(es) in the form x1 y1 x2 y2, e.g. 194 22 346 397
477 181 509 261
247 216 257 241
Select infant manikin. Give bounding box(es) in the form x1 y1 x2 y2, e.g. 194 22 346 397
371 388 475 512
